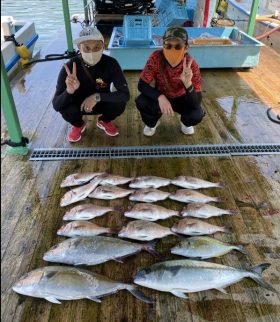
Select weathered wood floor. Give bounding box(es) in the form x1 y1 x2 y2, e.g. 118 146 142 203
1 29 280 322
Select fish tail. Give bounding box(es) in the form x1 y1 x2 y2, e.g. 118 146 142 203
126 284 154 304
227 209 237 215
108 226 121 235
113 205 123 212
222 225 232 233
216 182 225 188
144 241 165 260
236 244 249 256
249 263 279 294
214 197 224 202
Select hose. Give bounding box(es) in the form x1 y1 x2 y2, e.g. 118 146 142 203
255 25 280 40
267 108 280 124
23 50 79 67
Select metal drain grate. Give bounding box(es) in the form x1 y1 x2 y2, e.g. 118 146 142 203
29 144 280 161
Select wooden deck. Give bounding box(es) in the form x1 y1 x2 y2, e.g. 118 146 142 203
1 27 280 322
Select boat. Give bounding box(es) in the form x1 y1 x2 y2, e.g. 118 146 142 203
1 16 39 79
227 0 280 51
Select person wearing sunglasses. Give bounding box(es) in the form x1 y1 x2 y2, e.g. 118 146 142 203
52 27 129 142
135 26 205 136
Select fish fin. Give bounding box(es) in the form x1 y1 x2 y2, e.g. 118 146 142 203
236 244 249 256
87 296 102 303
144 241 165 260
249 263 279 294
216 288 228 294
171 290 188 299
217 182 225 188
113 258 124 263
127 285 154 304
45 296 61 304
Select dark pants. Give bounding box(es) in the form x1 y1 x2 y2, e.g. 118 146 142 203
59 101 126 127
135 94 205 128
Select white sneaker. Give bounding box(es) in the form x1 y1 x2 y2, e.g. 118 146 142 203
143 121 160 137
180 122 194 135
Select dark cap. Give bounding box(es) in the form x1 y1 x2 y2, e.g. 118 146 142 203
163 26 188 42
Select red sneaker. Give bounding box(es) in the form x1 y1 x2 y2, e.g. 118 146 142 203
96 120 119 137
67 123 86 142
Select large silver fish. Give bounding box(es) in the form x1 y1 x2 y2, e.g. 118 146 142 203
60 177 103 207
129 176 171 189
43 236 161 266
181 203 236 219
171 236 248 259
60 172 105 188
169 189 223 203
118 220 174 241
57 221 117 237
100 174 133 186
13 266 153 304
134 260 278 298
171 218 230 236
171 176 224 189
124 203 179 221
129 189 170 203
63 204 115 221
89 186 134 200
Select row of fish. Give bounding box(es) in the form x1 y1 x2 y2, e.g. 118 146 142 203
13 260 278 304
63 202 235 221
58 218 230 239
60 173 225 207
60 172 224 189
61 185 223 207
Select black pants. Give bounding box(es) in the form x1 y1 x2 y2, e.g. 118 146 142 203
59 101 126 127
135 94 205 128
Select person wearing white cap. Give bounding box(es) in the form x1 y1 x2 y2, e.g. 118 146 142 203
52 27 130 142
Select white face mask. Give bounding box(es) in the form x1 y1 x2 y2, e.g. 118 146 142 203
81 50 103 66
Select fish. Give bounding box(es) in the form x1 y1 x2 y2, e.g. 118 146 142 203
181 203 236 219
63 204 115 221
171 236 248 259
60 176 103 207
60 172 105 187
171 176 224 189
169 189 223 204
124 203 180 221
129 189 170 203
118 220 174 241
134 260 278 298
57 221 117 237
43 236 162 266
13 266 153 304
129 176 171 189
89 186 134 200
171 218 230 236
100 174 133 186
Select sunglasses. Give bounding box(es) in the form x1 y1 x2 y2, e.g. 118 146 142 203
163 42 185 50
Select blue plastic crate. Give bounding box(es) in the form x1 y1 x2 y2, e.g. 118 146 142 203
123 15 152 46
158 3 191 26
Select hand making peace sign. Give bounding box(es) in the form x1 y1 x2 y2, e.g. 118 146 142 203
64 62 80 94
179 57 193 89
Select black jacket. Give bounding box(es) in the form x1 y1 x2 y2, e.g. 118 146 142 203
52 54 130 111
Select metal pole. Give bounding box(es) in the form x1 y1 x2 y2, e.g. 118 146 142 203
62 0 75 53
247 0 260 36
83 0 89 25
1 53 28 155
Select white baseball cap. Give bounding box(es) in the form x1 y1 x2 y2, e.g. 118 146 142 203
74 27 104 44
